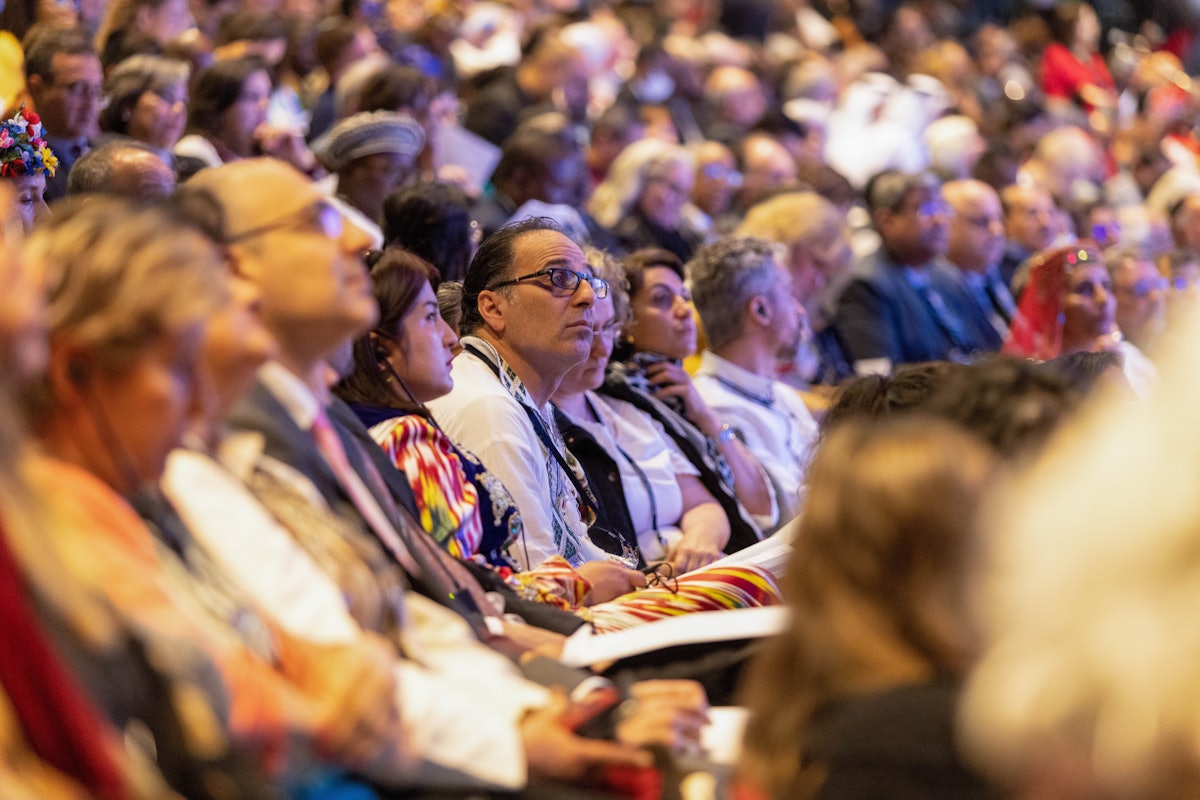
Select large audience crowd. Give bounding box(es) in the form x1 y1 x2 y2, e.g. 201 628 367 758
5 0 1200 798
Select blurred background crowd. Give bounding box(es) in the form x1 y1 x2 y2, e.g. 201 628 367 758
5 0 1200 798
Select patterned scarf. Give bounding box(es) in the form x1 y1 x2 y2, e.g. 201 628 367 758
462 338 598 567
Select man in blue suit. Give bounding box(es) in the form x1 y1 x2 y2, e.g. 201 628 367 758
936 179 1018 354
833 170 977 375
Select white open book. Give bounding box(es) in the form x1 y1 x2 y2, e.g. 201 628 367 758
559 605 791 668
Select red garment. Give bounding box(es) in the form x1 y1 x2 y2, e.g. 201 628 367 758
0 528 127 799
1041 42 1115 111
1003 242 1100 360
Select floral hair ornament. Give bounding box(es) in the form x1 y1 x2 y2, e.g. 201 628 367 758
0 106 58 179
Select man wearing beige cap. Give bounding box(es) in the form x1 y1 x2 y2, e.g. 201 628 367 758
316 109 425 247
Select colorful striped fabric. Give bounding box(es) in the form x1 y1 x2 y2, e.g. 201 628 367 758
587 564 783 634
367 413 782 632
508 555 782 634
370 414 519 564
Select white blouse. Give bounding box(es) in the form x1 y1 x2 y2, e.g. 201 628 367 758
564 392 700 563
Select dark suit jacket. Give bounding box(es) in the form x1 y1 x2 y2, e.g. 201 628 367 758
833 250 964 368
226 380 404 518
999 241 1032 293
227 378 586 635
933 264 1005 354
44 135 91 202
227 376 761 699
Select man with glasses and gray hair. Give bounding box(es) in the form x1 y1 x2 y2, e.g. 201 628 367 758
689 236 818 525
429 218 650 601
833 169 980 375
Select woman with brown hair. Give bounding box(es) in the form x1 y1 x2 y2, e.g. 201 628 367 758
738 417 998 800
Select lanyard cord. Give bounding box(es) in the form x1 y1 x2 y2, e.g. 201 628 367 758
584 395 663 552
463 343 601 519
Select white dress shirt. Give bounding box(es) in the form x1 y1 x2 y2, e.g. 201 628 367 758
427 338 610 569
693 351 819 524
163 362 548 790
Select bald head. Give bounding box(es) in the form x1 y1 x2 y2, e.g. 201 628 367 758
706 66 766 128
182 158 325 240
738 133 796 209
944 179 1004 273
68 143 175 200
176 157 377 374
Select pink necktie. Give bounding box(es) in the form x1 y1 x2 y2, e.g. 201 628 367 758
311 410 422 577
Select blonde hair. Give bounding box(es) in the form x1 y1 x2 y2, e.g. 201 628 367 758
961 308 1200 798
736 191 843 254
24 199 225 420
587 138 692 229
583 245 630 326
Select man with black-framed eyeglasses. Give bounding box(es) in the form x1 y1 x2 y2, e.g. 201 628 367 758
429 217 651 598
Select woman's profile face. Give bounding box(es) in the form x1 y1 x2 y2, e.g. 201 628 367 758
637 160 692 231
1062 262 1115 345
0 185 47 380
222 69 270 154
130 81 188 149
386 279 459 404
557 293 617 397
9 173 48 235
85 322 206 493
200 271 278 419
624 265 696 360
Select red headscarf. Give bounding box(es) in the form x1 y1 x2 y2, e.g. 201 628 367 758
1002 241 1101 361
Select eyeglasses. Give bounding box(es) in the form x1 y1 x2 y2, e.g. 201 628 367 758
1173 273 1200 291
646 174 690 197
230 200 344 243
644 562 678 594
700 163 742 187
488 267 609 298
594 319 622 343
52 79 102 101
959 213 1000 229
912 198 949 218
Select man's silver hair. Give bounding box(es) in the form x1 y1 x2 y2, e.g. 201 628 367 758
688 236 786 350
